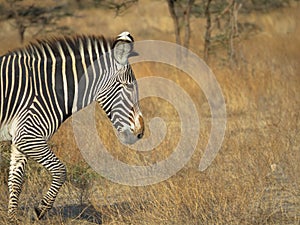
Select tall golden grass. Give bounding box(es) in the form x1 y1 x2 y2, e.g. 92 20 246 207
0 1 299 224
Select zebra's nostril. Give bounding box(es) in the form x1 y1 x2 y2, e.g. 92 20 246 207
137 132 144 139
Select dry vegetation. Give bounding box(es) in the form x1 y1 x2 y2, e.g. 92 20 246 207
0 0 299 224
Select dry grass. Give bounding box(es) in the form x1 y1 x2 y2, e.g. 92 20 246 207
0 1 300 224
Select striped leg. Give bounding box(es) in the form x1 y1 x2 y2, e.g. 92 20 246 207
8 144 28 223
18 139 66 220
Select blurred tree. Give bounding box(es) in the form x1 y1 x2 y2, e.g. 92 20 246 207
166 0 195 49
0 0 72 43
93 0 138 15
245 0 292 12
194 0 296 62
193 0 242 63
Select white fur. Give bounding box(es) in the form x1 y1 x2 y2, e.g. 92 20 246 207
117 31 132 42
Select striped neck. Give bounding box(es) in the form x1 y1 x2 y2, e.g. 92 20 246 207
20 35 119 121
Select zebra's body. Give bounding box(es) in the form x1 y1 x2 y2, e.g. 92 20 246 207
0 32 144 222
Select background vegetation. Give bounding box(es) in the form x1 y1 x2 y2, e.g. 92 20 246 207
0 0 299 224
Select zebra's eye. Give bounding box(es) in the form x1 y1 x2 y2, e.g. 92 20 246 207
126 82 134 90
120 81 133 90
119 82 128 89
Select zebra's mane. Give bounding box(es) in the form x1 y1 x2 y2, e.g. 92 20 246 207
15 35 115 59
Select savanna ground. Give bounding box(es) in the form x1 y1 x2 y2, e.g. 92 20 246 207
0 0 299 224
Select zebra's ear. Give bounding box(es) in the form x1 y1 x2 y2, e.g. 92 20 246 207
113 31 134 65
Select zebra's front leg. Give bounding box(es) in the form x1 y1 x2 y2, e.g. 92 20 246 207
23 141 67 220
8 144 28 223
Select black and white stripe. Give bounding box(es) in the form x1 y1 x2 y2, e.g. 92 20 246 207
0 31 144 222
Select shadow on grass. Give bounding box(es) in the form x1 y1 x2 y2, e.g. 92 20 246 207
49 204 103 224
19 200 142 224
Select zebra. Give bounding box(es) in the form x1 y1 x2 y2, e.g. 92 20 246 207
0 31 144 223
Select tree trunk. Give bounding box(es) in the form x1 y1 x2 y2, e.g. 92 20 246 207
204 0 212 62
167 0 181 45
183 0 195 49
18 23 26 44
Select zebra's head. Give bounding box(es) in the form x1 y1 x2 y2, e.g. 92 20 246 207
96 32 144 145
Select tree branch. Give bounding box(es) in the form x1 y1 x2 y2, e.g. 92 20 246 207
166 0 181 45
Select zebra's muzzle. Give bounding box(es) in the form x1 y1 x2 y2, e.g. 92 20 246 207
117 114 144 145
117 129 141 145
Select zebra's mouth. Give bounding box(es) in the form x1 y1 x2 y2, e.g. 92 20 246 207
116 129 142 145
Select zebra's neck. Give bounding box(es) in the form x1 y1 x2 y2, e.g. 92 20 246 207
21 35 118 122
